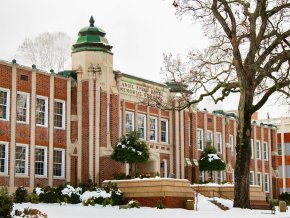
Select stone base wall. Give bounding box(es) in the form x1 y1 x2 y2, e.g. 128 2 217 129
191 185 267 201
103 178 194 208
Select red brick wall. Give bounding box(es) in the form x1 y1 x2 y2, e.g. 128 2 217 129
99 156 125 182
110 94 119 147
81 81 89 182
100 91 107 148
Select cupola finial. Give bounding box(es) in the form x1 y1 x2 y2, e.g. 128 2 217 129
89 16 95 27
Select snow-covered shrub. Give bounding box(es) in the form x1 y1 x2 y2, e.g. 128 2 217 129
61 185 82 204
14 186 28 203
103 182 123 205
0 187 14 218
38 187 59 203
198 145 226 180
279 192 290 204
111 131 150 176
128 200 140 208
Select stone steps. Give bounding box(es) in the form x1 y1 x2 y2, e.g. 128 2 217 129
250 200 272 210
209 200 230 211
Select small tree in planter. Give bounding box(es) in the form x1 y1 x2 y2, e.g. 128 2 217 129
198 144 226 181
111 131 150 177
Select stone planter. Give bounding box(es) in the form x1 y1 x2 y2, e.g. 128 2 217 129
103 178 194 208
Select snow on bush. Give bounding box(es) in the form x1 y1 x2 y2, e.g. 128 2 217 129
80 189 111 202
61 185 82 197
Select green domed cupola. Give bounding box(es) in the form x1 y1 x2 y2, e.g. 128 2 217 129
72 16 113 54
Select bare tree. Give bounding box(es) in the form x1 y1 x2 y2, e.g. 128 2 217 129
16 32 72 72
153 0 290 208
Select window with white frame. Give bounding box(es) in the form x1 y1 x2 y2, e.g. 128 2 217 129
251 139 254 159
0 142 8 174
197 129 204 150
17 92 29 123
199 171 205 182
54 100 65 129
0 89 10 120
15 144 28 175
149 117 157 141
257 172 262 186
277 143 282 155
216 132 222 153
264 173 269 192
161 119 168 143
217 171 223 184
230 135 234 154
138 114 146 140
249 171 254 185
264 142 269 160
256 141 261 160
206 130 213 146
53 149 64 177
125 111 134 134
36 96 48 126
35 146 47 176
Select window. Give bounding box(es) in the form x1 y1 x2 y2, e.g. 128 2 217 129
161 119 168 143
0 88 10 121
138 114 146 140
216 132 222 153
249 171 254 185
36 96 48 127
197 129 204 150
35 146 47 176
53 149 64 177
206 130 213 146
199 171 205 182
15 144 28 175
264 142 269 161
149 117 157 141
264 173 269 192
256 141 261 160
251 139 254 159
0 142 8 174
125 111 134 134
54 100 65 129
230 135 234 154
217 171 223 184
277 143 282 155
17 92 29 123
257 172 262 186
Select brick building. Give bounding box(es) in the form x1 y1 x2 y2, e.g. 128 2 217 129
0 17 279 198
259 117 290 195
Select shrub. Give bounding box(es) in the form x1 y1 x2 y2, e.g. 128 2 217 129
14 186 28 203
0 187 13 218
156 199 165 209
38 187 58 203
103 182 124 205
113 173 132 180
102 198 113 207
27 193 39 204
14 207 47 218
128 200 140 208
279 192 290 204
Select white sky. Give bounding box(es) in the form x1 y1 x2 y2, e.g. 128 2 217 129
0 0 288 119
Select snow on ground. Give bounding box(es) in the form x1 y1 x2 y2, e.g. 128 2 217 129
13 195 289 218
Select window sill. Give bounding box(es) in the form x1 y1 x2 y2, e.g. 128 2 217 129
17 121 29 125
53 176 65 180
0 118 9 122
54 127 65 130
36 124 48 128
0 173 9 177
35 175 48 179
15 174 29 178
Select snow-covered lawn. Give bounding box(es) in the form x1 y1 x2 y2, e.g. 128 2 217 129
13 195 288 218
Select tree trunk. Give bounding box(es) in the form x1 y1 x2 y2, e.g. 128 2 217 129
233 88 253 208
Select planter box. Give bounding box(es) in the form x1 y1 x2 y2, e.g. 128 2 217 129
103 178 194 208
